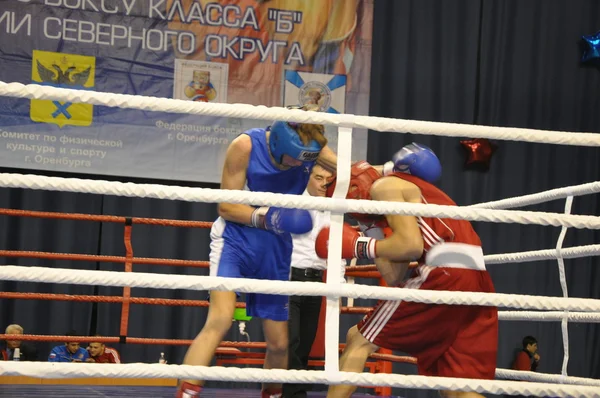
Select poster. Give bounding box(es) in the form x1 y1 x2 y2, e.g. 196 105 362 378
173 60 229 103
0 0 374 183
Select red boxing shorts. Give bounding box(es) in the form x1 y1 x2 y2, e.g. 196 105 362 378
357 265 498 380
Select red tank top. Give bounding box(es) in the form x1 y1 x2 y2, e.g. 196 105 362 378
392 172 481 250
362 173 482 262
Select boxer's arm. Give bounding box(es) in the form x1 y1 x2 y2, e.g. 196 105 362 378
316 145 338 172
320 147 384 172
374 257 410 287
318 148 392 176
369 177 424 262
217 134 255 225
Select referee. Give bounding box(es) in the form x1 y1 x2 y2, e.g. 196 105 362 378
283 164 346 398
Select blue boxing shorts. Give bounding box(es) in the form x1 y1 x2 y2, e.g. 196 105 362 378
209 217 292 321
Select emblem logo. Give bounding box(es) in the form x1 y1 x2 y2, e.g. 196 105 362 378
30 50 96 128
298 81 331 112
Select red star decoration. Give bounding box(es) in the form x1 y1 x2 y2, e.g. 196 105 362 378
460 138 498 171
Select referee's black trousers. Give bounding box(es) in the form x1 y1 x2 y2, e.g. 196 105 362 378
282 267 324 398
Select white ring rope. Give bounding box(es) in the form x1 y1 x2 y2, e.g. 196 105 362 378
324 125 353 373
1 362 598 397
2 265 600 312
498 311 600 322
1 173 600 230
556 197 573 377
483 244 600 264
2 81 600 146
471 181 600 210
495 368 600 387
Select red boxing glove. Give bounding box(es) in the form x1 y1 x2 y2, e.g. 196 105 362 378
315 223 377 259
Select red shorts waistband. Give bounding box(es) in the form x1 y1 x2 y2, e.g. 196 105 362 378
425 243 485 271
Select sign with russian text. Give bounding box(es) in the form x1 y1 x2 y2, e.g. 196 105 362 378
0 0 373 183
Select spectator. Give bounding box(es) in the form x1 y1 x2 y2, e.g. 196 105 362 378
48 331 89 362
512 335 540 371
1 324 38 361
86 338 121 363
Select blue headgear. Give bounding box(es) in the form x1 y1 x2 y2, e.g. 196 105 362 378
393 143 442 183
269 121 322 164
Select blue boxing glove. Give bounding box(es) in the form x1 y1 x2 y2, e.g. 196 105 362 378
383 143 442 183
251 207 313 235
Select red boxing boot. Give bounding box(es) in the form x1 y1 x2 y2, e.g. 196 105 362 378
175 381 202 397
261 388 282 398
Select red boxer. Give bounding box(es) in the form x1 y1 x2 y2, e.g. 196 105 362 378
317 144 498 398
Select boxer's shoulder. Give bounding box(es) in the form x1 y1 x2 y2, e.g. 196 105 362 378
370 175 420 201
229 133 252 150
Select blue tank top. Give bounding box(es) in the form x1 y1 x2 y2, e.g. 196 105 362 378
245 128 314 194
213 128 317 262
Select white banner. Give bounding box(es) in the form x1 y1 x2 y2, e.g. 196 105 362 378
0 0 373 183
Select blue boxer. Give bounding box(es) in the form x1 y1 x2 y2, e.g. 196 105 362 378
209 126 319 321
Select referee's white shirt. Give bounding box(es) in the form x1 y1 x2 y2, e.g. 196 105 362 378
291 191 346 281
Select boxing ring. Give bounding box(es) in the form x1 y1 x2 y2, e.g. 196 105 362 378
1 82 600 397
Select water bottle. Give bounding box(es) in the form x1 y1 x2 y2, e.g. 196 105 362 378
158 352 166 364
13 348 20 361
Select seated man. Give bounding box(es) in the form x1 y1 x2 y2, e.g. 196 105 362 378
1 324 37 361
512 335 540 372
86 338 121 363
48 331 89 362
315 144 498 398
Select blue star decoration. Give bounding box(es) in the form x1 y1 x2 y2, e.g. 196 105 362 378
581 31 600 63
